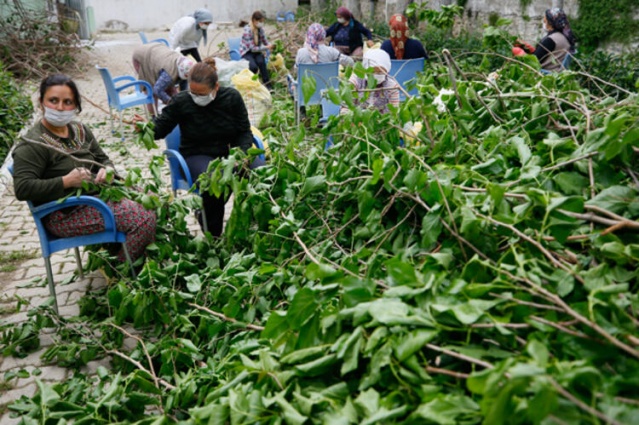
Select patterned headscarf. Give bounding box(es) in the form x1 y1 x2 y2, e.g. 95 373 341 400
389 14 409 60
363 48 391 73
177 56 195 80
192 9 213 45
336 6 353 21
305 23 326 64
545 8 576 52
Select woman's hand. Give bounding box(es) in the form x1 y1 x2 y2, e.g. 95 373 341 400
62 167 92 188
132 114 147 133
366 40 374 48
95 166 115 184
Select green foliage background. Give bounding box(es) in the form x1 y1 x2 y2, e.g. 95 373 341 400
573 0 639 51
0 62 32 163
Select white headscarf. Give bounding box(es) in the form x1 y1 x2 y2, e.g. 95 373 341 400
362 49 391 73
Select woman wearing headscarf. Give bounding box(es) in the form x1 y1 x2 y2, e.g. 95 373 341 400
239 11 274 89
341 48 399 115
534 8 576 72
325 6 374 57
132 43 195 113
168 9 213 63
380 14 428 60
294 22 354 74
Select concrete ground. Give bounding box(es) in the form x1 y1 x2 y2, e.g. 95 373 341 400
0 25 246 423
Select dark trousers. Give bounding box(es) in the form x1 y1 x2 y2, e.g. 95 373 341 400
185 155 226 236
242 51 271 88
178 48 202 91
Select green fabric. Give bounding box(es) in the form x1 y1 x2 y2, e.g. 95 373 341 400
152 87 253 157
12 121 113 205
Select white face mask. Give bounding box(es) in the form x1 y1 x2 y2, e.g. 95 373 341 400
199 23 209 30
43 106 76 127
190 91 216 107
337 18 346 24
255 22 264 29
373 73 386 84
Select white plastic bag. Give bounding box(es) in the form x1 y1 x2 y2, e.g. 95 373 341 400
216 57 249 87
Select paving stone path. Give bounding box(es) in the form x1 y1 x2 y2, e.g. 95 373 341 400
0 27 245 423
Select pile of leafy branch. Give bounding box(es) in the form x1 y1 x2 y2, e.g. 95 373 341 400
2 48 639 425
0 61 33 163
0 0 86 80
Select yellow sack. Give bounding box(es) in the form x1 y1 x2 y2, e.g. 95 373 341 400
267 53 287 76
231 69 272 127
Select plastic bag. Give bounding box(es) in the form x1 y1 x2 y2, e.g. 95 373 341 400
231 69 272 127
267 53 287 76
216 57 249 87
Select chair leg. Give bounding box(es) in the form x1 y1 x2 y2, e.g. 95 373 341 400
109 106 115 135
44 257 59 314
119 111 124 141
121 243 136 278
73 247 84 279
202 209 208 233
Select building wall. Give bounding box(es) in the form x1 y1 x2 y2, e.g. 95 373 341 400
84 0 298 31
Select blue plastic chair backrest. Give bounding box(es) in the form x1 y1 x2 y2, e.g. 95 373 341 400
389 58 425 100
296 62 340 107
228 37 241 61
139 31 148 43
96 66 118 107
320 90 340 122
165 125 181 151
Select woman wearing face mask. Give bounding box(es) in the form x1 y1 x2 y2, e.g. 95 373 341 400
169 8 213 63
534 8 576 73
134 58 255 236
12 74 157 263
132 43 195 114
239 11 274 89
325 6 374 58
341 49 399 115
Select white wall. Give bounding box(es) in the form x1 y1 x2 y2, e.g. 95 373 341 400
86 0 298 31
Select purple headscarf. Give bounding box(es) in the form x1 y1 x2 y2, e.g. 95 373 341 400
305 23 326 63
545 8 576 52
336 6 352 21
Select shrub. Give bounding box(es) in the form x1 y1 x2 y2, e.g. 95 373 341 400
0 62 33 163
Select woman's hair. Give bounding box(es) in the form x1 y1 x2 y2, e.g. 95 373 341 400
39 74 82 112
251 10 265 21
189 57 218 88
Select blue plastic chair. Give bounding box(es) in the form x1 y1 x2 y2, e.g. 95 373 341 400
96 65 156 140
228 37 242 61
389 58 425 101
291 61 340 126
276 11 295 22
319 89 340 125
138 31 169 46
8 164 134 314
163 126 266 231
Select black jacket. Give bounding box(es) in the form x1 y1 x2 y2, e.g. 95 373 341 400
153 86 253 158
326 19 373 53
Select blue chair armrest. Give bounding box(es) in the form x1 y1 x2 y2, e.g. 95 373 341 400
30 196 117 233
229 49 241 61
163 149 194 187
115 80 154 95
151 38 169 47
112 75 136 84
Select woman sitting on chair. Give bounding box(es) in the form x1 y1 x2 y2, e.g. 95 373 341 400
325 6 374 58
380 14 428 60
134 58 258 237
295 22 354 73
341 49 400 115
239 11 274 89
12 74 157 262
